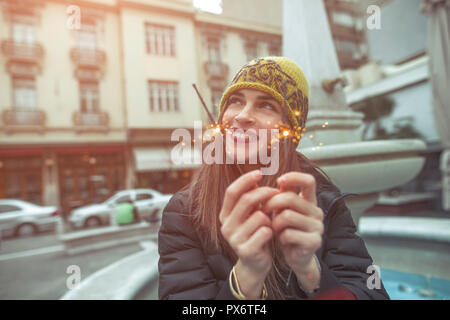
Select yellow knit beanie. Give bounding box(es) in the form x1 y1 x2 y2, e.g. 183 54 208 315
218 56 309 145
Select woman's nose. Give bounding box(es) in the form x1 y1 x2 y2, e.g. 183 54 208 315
235 104 255 125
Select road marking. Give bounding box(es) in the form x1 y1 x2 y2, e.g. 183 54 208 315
0 245 64 262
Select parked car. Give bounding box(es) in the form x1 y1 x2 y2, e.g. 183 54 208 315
68 189 172 229
0 199 60 238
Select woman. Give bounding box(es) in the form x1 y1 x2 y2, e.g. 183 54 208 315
158 57 390 300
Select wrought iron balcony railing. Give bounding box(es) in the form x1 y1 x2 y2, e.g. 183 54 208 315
73 110 109 131
204 61 229 79
1 40 44 62
70 47 106 67
2 108 46 129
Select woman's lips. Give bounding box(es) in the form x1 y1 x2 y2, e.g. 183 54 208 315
228 128 259 143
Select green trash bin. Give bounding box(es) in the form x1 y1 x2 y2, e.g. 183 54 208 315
116 202 135 225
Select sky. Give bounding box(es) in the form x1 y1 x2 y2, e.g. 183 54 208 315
193 0 223 14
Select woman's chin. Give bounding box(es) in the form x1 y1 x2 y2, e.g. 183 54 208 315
229 144 259 164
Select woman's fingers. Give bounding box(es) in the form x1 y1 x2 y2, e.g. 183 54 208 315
237 226 273 257
219 169 262 224
228 210 272 247
230 186 280 221
277 172 317 205
263 192 323 220
221 187 280 236
278 228 322 250
272 209 324 235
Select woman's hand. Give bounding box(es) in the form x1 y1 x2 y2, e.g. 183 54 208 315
219 169 280 298
263 172 324 290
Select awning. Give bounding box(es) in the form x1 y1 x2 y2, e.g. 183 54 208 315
133 147 202 172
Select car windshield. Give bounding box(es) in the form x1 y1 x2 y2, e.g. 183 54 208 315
105 193 124 204
105 192 132 205
136 192 153 201
0 204 21 213
113 194 132 205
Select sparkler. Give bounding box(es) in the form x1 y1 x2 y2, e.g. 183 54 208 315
192 83 216 125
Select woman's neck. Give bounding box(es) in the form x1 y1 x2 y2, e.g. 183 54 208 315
237 163 262 174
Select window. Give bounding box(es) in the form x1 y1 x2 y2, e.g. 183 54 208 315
0 205 21 214
332 11 356 28
0 156 43 205
79 82 99 113
58 154 125 213
145 23 175 57
136 193 154 201
12 14 35 44
207 38 221 63
268 45 281 56
115 195 132 205
245 41 259 61
206 37 224 76
13 77 37 109
335 39 360 54
148 80 179 112
77 23 97 50
268 39 281 56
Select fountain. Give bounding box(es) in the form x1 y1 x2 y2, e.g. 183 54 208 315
283 0 426 228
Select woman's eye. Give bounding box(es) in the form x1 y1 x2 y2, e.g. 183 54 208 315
260 103 275 111
229 97 243 105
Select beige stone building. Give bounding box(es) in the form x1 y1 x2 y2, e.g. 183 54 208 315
0 0 282 216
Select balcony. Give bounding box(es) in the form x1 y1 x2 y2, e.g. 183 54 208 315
336 50 368 70
204 61 229 80
74 67 103 81
1 40 44 63
325 0 362 17
70 48 106 68
73 110 109 133
331 23 365 43
2 108 46 133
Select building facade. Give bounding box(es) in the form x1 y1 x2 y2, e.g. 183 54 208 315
0 0 282 215
0 0 127 215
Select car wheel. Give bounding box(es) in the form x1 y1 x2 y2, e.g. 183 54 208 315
84 216 102 228
15 223 38 237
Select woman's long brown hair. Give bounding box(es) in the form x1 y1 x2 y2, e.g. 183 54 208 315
182 124 333 299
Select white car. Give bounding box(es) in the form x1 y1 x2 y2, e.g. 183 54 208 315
68 189 172 229
0 199 61 238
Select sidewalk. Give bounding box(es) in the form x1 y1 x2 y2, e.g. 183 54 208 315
359 213 450 281
60 240 159 300
363 209 449 219
359 216 450 242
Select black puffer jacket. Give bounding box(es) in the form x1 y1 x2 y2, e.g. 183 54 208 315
158 182 390 300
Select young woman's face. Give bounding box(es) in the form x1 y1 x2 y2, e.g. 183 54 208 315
221 88 283 164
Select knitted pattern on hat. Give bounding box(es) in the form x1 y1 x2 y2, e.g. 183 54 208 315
218 56 309 145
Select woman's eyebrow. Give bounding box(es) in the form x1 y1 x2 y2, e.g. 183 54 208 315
256 94 277 101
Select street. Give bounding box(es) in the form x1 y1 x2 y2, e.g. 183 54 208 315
0 230 157 299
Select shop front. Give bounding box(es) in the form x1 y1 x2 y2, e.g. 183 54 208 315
133 147 201 194
0 152 44 205
57 146 127 216
1 145 129 218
